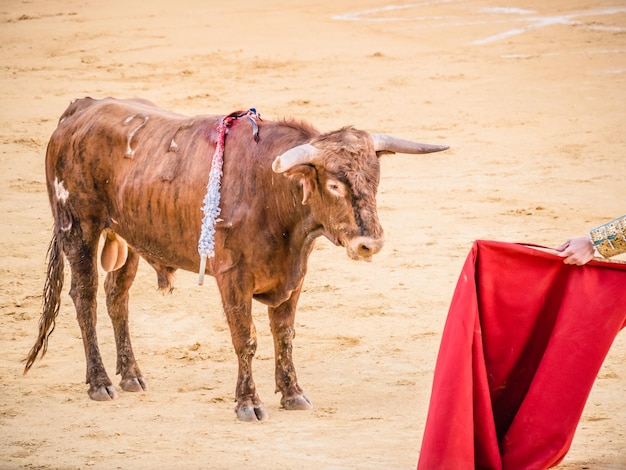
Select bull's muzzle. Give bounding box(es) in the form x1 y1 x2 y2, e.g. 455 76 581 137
347 236 384 262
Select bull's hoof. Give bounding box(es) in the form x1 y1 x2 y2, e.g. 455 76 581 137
120 377 147 393
236 404 269 422
88 384 119 401
281 394 312 411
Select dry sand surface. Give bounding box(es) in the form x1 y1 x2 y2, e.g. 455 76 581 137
1 0 625 469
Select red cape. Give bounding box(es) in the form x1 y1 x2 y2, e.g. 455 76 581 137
417 240 626 470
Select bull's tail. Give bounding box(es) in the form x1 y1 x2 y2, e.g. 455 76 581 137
23 229 65 373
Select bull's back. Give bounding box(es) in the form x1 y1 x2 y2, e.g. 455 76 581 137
45 97 314 274
46 97 221 268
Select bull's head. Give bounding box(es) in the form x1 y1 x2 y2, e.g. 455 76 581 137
272 128 448 261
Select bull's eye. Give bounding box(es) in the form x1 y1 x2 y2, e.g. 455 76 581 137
326 179 347 198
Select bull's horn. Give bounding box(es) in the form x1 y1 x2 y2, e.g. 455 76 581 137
371 134 449 154
272 143 320 173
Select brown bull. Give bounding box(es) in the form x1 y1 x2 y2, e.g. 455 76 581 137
24 97 448 421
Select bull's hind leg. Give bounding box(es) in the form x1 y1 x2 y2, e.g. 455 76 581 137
104 247 147 393
269 290 312 411
65 231 118 401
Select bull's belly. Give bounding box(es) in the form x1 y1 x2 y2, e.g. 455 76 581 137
110 214 203 273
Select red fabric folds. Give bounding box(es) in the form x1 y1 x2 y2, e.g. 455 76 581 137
417 240 626 470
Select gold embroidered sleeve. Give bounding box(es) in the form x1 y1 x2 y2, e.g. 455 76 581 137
590 215 626 258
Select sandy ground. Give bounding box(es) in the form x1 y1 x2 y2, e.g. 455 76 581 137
1 0 625 468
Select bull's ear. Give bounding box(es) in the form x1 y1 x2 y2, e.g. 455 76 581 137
284 165 317 205
301 177 313 205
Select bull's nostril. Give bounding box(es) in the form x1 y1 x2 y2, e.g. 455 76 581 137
348 236 384 260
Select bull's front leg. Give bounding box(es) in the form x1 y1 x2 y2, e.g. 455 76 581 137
217 276 268 422
269 290 312 411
